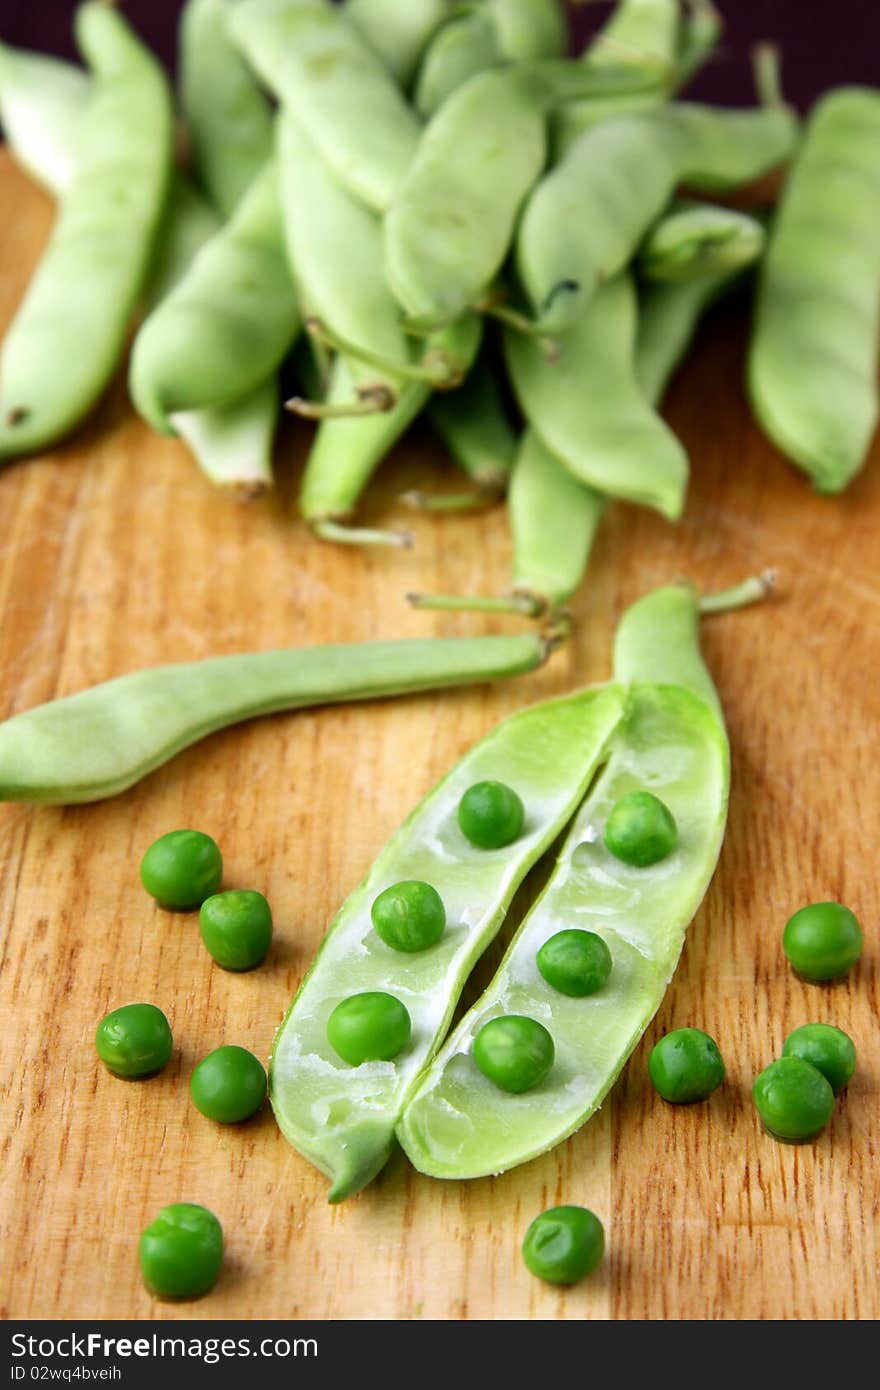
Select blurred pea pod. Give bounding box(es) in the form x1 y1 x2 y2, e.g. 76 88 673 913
0 4 173 461
180 0 274 217
345 0 448 86
638 200 766 283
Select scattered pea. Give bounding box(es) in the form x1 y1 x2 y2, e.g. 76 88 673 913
537 929 612 997
140 829 223 910
522 1205 605 1285
371 880 446 953
472 1014 554 1094
199 889 272 971
782 1023 856 1093
95 1003 173 1079
648 1027 725 1103
752 1055 835 1141
139 1202 223 1300
327 991 411 1066
782 901 863 981
457 779 525 849
189 1045 267 1123
604 790 678 867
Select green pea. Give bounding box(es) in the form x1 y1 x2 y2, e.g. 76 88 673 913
139 1202 223 1300
457 779 525 849
472 1014 554 1094
189 1045 267 1123
327 992 411 1066
522 1205 605 1285
199 889 272 971
371 880 446 953
782 1023 856 1093
603 790 678 867
95 1003 172 1078
140 829 223 910
536 929 612 997
648 1027 725 1103
753 1055 835 1141
782 902 863 981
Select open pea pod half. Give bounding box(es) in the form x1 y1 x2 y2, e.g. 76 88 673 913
269 684 626 1201
397 585 731 1178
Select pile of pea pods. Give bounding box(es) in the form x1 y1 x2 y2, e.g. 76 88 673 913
1 0 879 614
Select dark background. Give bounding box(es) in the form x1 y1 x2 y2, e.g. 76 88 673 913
1 1 878 111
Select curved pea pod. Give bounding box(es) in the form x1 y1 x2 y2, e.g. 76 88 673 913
129 160 300 433
278 112 413 410
398 585 730 1180
270 683 627 1201
423 355 517 502
414 9 504 119
639 200 765 284
518 100 797 333
344 0 448 86
0 5 174 460
180 0 274 217
0 632 555 806
748 87 880 493
635 269 739 406
508 430 605 613
385 60 661 331
0 41 88 196
300 314 482 545
228 0 420 213
505 273 689 519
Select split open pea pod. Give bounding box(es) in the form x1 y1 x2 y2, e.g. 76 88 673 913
269 685 626 1201
397 584 736 1179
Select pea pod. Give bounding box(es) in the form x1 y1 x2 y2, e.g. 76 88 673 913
419 356 517 506
0 4 174 460
505 272 689 519
0 41 88 196
748 87 880 493
414 9 504 119
300 314 482 545
129 160 300 433
0 632 553 806
639 200 766 284
635 269 739 405
385 59 665 331
229 0 421 213
180 0 274 217
269 684 627 1201
397 582 739 1180
518 98 797 333
344 0 448 86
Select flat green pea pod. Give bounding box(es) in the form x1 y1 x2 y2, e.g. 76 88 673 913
180 0 274 217
414 8 504 119
0 42 88 196
0 4 173 461
504 272 689 519
518 98 797 334
345 0 449 86
229 0 421 213
0 631 555 806
635 269 739 406
414 356 517 509
385 60 664 331
300 314 482 546
270 682 626 1200
489 0 568 61
397 580 762 1180
129 160 300 434
639 200 766 284
748 87 880 493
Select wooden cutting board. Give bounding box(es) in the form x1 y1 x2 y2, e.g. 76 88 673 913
0 150 877 1322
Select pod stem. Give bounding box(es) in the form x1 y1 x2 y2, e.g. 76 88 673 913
306 317 464 389
285 385 394 420
312 519 413 549
477 298 560 362
399 485 503 514
752 42 783 107
407 590 544 617
698 569 776 615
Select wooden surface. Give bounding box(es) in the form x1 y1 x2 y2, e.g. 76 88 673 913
0 149 877 1322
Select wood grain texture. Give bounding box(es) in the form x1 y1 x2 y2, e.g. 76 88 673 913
0 151 877 1321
